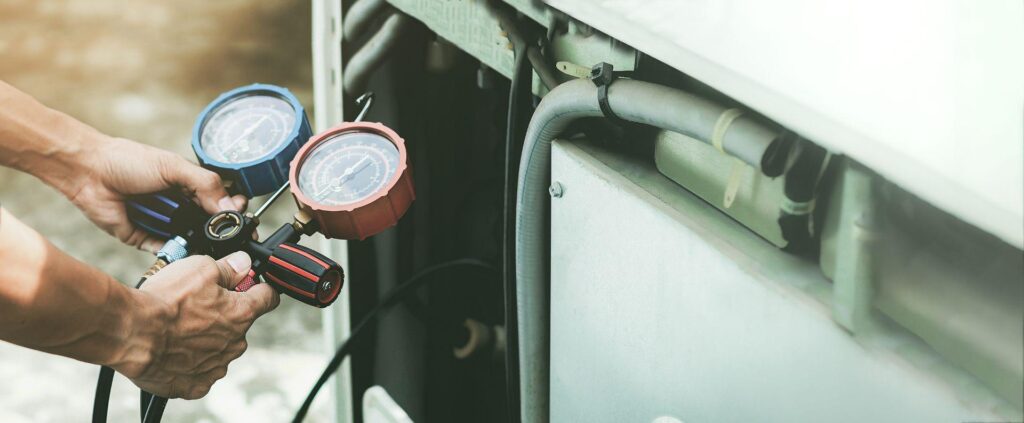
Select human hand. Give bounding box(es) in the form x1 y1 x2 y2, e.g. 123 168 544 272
112 251 280 399
65 136 247 252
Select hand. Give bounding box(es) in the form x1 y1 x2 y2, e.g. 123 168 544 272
112 251 280 399
66 137 247 252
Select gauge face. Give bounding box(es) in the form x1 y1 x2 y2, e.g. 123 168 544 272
297 131 401 207
199 94 296 164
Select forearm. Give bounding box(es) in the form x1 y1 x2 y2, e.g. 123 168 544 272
0 207 153 367
0 80 107 197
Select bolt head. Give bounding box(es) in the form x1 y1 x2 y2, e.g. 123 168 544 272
549 182 564 198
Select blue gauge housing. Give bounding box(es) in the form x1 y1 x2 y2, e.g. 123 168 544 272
192 83 312 198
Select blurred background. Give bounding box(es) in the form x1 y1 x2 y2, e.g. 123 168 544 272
0 0 334 421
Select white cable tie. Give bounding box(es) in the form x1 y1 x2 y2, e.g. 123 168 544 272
711 108 744 154
781 197 815 215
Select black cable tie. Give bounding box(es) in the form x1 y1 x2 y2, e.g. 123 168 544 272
589 62 627 125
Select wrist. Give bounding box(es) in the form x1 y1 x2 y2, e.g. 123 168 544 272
44 124 111 200
14 112 111 198
105 285 171 378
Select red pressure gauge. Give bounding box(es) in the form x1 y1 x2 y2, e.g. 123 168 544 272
289 121 414 239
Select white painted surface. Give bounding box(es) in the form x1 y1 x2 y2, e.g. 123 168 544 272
545 0 1024 248
312 0 353 422
549 141 1020 422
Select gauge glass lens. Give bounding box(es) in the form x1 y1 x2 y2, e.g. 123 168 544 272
200 94 296 164
298 132 400 206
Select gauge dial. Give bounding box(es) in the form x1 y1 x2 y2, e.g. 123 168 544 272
297 131 401 206
199 94 296 164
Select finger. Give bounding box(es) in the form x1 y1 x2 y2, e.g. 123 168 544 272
122 227 151 250
187 382 213 400
237 283 281 320
214 251 252 290
159 154 233 215
196 340 247 374
231 194 248 212
140 236 164 254
164 377 193 400
202 366 229 384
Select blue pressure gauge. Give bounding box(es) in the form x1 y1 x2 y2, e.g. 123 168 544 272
192 84 312 197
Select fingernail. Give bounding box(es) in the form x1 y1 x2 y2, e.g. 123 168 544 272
226 251 251 273
218 197 236 211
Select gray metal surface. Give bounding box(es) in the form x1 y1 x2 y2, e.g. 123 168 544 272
820 161 1024 406
386 0 634 94
544 0 1024 249
548 140 1020 422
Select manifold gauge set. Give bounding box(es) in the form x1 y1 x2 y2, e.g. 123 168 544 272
126 83 415 306
98 84 415 423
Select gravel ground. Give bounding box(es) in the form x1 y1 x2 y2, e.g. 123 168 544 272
0 1 335 421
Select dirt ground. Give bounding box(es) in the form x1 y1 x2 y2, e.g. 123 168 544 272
0 0 336 421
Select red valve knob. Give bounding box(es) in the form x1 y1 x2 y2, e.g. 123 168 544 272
263 242 344 307
234 271 259 292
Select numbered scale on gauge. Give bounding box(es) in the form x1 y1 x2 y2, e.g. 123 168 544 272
192 84 312 197
290 121 414 240
200 95 295 163
299 131 401 205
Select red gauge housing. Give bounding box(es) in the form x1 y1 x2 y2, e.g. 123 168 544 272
289 121 414 240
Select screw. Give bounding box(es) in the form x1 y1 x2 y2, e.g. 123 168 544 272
549 182 564 198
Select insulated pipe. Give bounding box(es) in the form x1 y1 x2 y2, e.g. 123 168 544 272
343 0 388 42
343 12 412 95
515 78 784 422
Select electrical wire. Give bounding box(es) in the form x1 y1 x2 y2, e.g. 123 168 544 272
291 259 497 423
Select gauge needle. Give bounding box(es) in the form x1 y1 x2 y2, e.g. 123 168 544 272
221 115 269 155
315 156 372 197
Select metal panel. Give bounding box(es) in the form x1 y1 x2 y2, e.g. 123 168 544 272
312 1 353 422
386 0 634 87
544 0 1024 249
549 140 1020 422
387 0 516 78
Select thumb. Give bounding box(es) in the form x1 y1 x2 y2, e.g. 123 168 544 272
214 251 252 289
236 283 281 320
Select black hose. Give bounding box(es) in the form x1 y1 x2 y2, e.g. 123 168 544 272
142 394 167 423
526 44 562 90
92 366 114 423
501 41 532 423
291 259 497 423
93 276 148 423
139 391 151 422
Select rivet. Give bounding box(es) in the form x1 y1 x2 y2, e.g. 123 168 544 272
549 182 564 198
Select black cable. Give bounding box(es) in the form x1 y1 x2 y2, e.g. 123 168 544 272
93 276 148 423
139 391 151 422
291 259 497 423
501 40 532 423
526 44 561 90
92 366 114 423
142 394 167 423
